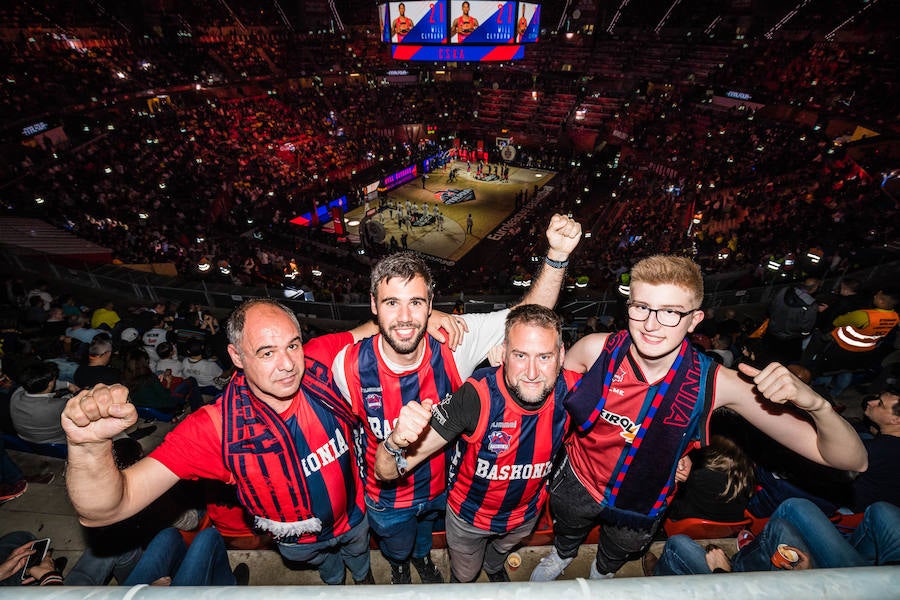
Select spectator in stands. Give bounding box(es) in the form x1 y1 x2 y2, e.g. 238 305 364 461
666 435 755 523
851 387 899 510
816 278 866 332
10 361 77 444
73 336 121 389
26 282 53 312
65 315 104 346
758 278 819 365
153 342 183 378
91 302 121 331
141 314 170 365
804 288 899 397
181 341 224 402
648 498 900 575
121 348 187 414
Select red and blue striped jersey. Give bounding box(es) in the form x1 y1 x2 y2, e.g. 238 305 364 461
344 334 463 508
447 367 577 532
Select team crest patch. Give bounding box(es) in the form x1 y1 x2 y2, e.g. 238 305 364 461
365 393 383 411
487 430 512 453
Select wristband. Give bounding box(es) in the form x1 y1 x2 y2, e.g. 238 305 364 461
544 256 569 269
38 571 64 586
383 436 409 476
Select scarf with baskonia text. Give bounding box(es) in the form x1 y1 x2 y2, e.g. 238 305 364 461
221 358 356 539
564 330 715 528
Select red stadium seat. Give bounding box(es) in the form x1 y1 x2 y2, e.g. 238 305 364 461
663 516 753 539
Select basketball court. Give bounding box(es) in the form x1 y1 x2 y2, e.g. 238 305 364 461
344 161 557 263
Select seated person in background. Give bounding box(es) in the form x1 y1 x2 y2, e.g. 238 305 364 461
153 342 184 378
181 341 223 401
10 362 77 444
667 435 755 523
649 497 900 575
852 386 900 510
91 301 121 331
121 348 190 414
119 527 246 586
73 336 121 389
65 315 104 347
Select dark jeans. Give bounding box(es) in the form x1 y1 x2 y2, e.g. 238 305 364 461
548 456 660 575
123 528 235 586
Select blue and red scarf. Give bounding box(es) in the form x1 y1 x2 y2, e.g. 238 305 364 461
221 357 356 538
564 331 715 528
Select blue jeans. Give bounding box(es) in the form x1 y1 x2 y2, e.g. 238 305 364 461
65 545 143 585
277 518 370 585
657 499 900 575
366 492 446 564
123 528 236 586
0 531 35 585
736 498 900 570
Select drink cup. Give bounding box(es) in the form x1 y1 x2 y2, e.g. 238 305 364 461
506 552 522 570
771 544 800 569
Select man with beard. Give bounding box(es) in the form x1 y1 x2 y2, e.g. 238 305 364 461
373 305 578 582
529 255 868 582
322 214 581 584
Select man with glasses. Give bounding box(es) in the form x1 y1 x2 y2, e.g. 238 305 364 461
530 255 868 582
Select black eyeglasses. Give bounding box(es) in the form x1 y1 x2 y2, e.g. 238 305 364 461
626 302 699 327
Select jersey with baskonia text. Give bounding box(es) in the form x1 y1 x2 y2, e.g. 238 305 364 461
447 366 577 532
344 334 462 508
150 384 365 544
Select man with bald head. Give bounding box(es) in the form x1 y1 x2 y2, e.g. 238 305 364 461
63 298 372 585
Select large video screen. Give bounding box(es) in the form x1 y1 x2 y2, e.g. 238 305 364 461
381 1 448 44
517 2 540 43
392 44 524 61
449 1 517 44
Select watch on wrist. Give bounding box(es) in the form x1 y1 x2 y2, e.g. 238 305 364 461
383 436 409 475
544 255 569 269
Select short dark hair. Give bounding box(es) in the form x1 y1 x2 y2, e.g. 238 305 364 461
21 361 60 394
504 304 563 348
370 251 434 301
155 341 174 359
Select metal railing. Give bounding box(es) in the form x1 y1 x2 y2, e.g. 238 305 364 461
1 567 897 599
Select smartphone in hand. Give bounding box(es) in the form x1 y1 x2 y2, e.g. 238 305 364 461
20 538 50 581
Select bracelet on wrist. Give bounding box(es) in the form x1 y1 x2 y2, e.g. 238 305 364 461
544 255 569 269
383 436 409 475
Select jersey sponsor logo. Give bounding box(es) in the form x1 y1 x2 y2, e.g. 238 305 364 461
300 427 350 476
490 420 517 429
600 409 638 444
474 458 552 480
487 430 512 453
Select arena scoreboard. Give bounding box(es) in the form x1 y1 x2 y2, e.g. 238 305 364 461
379 1 541 61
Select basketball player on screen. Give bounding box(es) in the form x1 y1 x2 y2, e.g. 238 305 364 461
392 2 414 42
451 1 479 43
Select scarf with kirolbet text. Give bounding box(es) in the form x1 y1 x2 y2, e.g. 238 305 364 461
564 330 715 528
221 358 356 539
